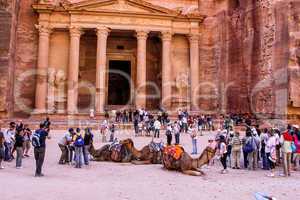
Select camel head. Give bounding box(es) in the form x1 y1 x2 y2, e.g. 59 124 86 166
120 138 134 150
197 146 216 168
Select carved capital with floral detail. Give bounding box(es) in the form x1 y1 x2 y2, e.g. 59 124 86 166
35 24 53 37
188 34 199 43
69 26 83 37
161 31 173 41
135 30 149 40
96 26 110 37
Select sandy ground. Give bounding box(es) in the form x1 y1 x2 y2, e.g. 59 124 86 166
0 129 299 200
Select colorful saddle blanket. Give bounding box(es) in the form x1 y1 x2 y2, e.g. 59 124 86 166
163 145 184 160
149 141 164 153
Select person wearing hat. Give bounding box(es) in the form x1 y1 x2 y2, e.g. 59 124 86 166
58 128 73 164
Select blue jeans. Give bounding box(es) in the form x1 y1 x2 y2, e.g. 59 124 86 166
4 142 13 161
74 146 83 168
261 150 269 170
83 145 90 165
192 138 197 154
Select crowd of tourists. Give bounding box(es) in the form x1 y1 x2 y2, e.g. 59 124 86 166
0 118 50 176
1 110 300 179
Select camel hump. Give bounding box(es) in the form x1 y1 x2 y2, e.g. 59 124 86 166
163 145 184 160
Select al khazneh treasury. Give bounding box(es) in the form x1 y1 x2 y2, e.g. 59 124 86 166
1 0 300 120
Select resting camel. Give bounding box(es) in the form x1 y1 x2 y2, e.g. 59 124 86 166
119 139 164 165
162 146 216 176
89 139 135 162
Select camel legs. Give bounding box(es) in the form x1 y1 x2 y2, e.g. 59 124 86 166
182 170 203 176
131 160 152 165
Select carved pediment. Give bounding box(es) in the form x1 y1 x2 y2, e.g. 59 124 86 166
62 0 177 15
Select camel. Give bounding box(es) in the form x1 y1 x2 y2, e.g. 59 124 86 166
89 139 135 162
119 139 164 165
162 145 216 176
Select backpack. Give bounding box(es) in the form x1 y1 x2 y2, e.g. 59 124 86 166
74 135 84 147
31 131 41 148
243 137 254 153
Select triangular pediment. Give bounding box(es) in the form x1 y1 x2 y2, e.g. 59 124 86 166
63 0 176 15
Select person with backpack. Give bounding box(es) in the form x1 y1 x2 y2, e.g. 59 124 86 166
242 130 252 168
83 127 93 165
33 123 50 177
73 128 84 168
58 128 73 164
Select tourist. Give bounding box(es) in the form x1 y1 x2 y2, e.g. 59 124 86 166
43 117 51 133
226 131 234 168
74 128 84 168
14 129 24 169
83 127 93 165
266 129 277 177
0 127 5 169
23 125 32 157
166 123 172 145
173 121 180 145
189 124 197 155
133 115 139 137
197 116 204 136
280 125 294 176
248 128 260 170
218 135 228 174
58 128 73 164
100 119 108 142
153 118 161 138
33 123 50 177
182 115 188 133
231 132 242 169
242 130 252 169
293 126 300 171
109 123 115 142
4 122 15 161
260 128 270 170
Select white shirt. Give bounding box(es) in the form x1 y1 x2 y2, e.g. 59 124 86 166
4 129 15 143
182 117 187 124
265 135 276 153
59 132 73 146
154 120 161 130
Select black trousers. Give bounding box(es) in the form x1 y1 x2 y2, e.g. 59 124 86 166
220 153 228 170
34 147 46 175
166 134 172 145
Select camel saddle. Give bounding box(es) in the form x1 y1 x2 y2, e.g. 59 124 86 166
109 141 123 162
163 145 184 160
149 141 164 153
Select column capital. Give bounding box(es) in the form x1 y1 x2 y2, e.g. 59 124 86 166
35 24 53 36
135 30 149 40
160 31 173 41
69 26 83 37
96 26 110 37
189 34 200 43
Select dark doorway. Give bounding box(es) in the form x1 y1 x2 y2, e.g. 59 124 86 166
108 60 131 105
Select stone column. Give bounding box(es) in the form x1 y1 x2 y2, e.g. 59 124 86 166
189 34 200 111
67 26 83 114
35 25 52 113
95 26 110 114
135 30 148 109
161 31 172 109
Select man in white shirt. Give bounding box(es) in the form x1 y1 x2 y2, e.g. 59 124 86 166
153 119 161 138
58 128 74 164
4 122 15 161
